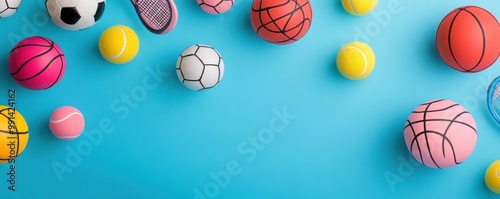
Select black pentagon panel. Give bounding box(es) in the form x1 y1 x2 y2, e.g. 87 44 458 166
94 2 105 21
61 7 80 25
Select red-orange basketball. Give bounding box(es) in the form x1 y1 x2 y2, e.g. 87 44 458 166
250 0 313 45
436 6 500 73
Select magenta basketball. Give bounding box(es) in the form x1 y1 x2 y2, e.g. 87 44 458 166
8 36 66 90
404 99 477 169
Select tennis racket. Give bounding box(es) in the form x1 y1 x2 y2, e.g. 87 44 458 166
487 76 500 124
131 0 178 34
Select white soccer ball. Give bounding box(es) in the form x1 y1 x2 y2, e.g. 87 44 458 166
0 0 21 18
46 0 105 31
176 44 225 91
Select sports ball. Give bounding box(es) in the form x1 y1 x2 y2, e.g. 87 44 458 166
250 0 313 45
404 99 477 169
0 0 21 18
341 0 378 16
49 106 85 140
0 106 29 164
336 41 375 80
198 0 233 14
99 25 140 64
9 36 66 90
46 0 106 31
486 160 500 194
176 44 224 91
436 6 500 73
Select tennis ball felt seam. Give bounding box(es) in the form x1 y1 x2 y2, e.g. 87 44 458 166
57 134 82 139
348 0 357 15
344 0 377 16
345 46 369 79
99 25 140 64
105 27 127 59
370 0 377 12
50 112 83 123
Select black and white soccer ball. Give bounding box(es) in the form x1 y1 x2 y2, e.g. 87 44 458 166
46 0 105 31
0 0 21 18
176 44 225 91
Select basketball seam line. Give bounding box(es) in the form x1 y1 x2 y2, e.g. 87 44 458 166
404 118 476 132
45 45 65 89
422 99 445 105
409 131 456 166
13 54 64 81
0 111 22 157
10 44 52 53
412 103 459 113
407 120 425 165
254 0 311 43
441 111 469 163
423 102 441 169
447 9 466 72
282 1 298 34
462 8 486 72
11 39 54 75
251 0 290 11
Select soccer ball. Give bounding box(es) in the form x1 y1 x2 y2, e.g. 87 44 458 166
46 0 105 31
197 0 233 14
176 44 225 91
0 0 21 18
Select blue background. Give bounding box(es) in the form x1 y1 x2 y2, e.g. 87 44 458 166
1 0 500 198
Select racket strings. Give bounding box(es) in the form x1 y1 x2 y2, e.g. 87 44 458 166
135 0 172 30
494 86 500 99
493 86 500 112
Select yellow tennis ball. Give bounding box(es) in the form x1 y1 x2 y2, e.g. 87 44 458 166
341 0 378 16
99 25 140 64
0 106 29 164
336 41 375 80
485 160 500 194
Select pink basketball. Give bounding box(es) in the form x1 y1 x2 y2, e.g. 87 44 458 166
8 36 66 90
49 106 85 141
198 0 234 14
404 99 477 169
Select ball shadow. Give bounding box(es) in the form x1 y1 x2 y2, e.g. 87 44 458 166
426 38 444 65
478 163 496 195
89 40 111 68
0 55 16 90
329 48 346 80
419 25 455 75
381 124 411 166
155 58 195 100
370 115 442 191
326 45 358 86
33 109 63 145
241 12 260 42
334 0 347 14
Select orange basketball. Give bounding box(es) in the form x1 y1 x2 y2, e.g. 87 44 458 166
250 0 313 45
436 6 500 73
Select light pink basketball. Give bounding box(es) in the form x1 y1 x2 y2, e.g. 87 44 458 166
198 0 234 14
49 106 85 141
8 36 66 90
404 99 477 169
